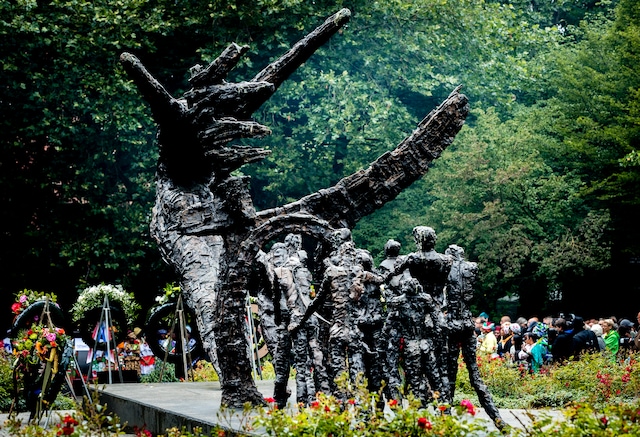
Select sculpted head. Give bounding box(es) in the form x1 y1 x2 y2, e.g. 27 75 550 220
330 228 352 249
356 249 374 271
445 244 464 260
270 242 288 267
284 233 302 254
384 239 401 258
412 226 437 251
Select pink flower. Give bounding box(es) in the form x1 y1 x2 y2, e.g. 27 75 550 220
133 425 152 437
19 295 28 303
46 333 57 342
461 399 476 416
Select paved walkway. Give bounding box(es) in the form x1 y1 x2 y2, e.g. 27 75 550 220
1 381 564 435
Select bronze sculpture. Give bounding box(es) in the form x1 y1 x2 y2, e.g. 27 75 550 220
120 8 469 406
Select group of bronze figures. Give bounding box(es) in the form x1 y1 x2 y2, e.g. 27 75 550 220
254 226 504 428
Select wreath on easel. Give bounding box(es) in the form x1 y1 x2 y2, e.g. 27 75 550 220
144 284 204 367
9 290 73 421
71 284 140 349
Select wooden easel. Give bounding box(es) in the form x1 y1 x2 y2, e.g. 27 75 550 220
86 296 123 384
158 293 194 382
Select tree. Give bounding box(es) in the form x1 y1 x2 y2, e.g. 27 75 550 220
0 0 175 316
1 0 629 327
406 108 610 314
524 0 640 315
0 0 354 318
355 0 638 317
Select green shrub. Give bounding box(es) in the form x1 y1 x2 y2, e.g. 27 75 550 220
454 351 640 409
510 400 640 436
140 361 180 383
191 360 220 382
0 350 22 412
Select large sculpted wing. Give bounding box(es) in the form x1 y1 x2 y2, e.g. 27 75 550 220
256 87 469 230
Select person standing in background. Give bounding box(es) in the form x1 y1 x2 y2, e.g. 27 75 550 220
601 318 620 361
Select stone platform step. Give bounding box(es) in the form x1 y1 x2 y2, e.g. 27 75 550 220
97 380 562 435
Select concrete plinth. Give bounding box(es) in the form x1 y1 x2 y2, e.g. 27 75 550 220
96 380 565 435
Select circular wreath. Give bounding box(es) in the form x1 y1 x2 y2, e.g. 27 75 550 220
10 299 66 338
76 305 129 350
10 295 73 418
71 284 140 350
145 302 204 364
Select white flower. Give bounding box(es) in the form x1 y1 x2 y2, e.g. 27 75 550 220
71 283 140 325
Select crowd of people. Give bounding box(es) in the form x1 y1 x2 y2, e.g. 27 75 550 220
474 311 640 372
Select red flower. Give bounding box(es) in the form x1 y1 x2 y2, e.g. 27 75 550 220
62 415 78 426
133 425 152 437
324 405 331 412
310 401 320 409
348 399 356 405
11 302 23 314
417 417 432 429
57 425 74 436
56 416 78 436
388 399 398 407
601 416 608 426
438 405 448 412
264 397 276 403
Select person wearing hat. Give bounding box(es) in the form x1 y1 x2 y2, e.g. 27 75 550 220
571 316 598 357
478 322 497 354
618 318 637 353
551 318 574 363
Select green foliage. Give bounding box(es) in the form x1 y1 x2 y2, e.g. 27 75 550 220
246 0 560 209
532 0 640 208
0 0 636 319
140 361 180 383
513 401 640 436
0 351 20 412
3 352 640 435
371 106 612 309
190 360 220 382
455 351 640 410
0 0 171 312
254 375 501 437
3 384 124 436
